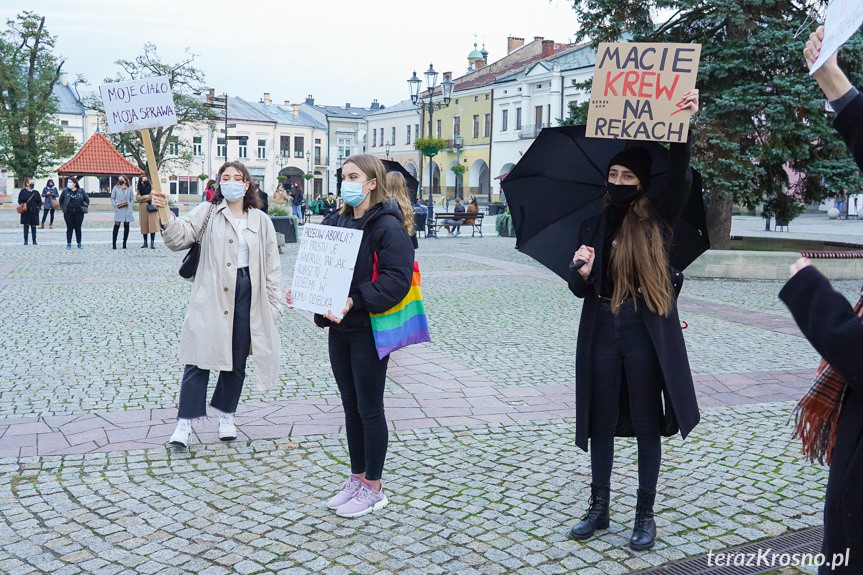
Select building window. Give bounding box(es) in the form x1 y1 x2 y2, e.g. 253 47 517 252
452 117 459 137
314 145 321 165
217 137 226 157
338 138 351 161
436 119 442 139
406 125 411 144
484 113 491 137
315 138 321 144
257 138 267 159
168 138 179 155
501 109 508 132
238 139 248 158
485 93 490 100
547 104 552 126
472 115 479 138
294 136 304 158
372 129 377 148
60 120 69 126
193 136 202 156
415 124 420 140
474 95 478 102
392 127 396 147
535 105 543 127
516 108 522 130
279 136 290 157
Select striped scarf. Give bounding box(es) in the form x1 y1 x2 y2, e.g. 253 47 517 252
792 292 863 465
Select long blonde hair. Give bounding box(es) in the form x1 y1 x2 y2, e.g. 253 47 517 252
609 195 673 316
339 154 388 216
385 172 414 236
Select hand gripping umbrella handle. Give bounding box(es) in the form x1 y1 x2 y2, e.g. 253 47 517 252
569 260 586 271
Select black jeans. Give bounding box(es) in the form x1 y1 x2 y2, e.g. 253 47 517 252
177 269 252 419
329 326 390 481
64 210 84 244
589 299 664 492
41 208 55 225
23 225 36 243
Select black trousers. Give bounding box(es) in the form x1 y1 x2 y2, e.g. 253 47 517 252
589 299 664 492
329 326 390 481
64 210 84 244
41 208 55 224
177 270 252 419
23 225 36 242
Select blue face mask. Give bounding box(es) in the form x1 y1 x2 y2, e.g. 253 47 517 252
341 180 370 207
220 181 246 202
67 181 75 190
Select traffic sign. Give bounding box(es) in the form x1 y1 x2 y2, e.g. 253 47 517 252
226 135 248 141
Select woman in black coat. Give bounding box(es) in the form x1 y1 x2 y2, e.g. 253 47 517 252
286 154 414 519
567 90 700 551
18 177 42 245
779 28 863 575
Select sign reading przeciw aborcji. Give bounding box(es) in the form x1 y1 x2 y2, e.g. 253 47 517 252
586 43 702 143
291 224 363 319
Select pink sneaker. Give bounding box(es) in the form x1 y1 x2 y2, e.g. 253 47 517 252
336 482 388 518
326 476 363 510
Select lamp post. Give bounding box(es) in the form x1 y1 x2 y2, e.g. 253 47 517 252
276 152 289 191
385 141 391 161
306 150 311 207
455 134 463 199
408 63 453 204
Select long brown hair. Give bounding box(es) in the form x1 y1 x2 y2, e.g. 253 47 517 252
385 172 414 236
210 161 262 211
339 154 388 216
609 195 673 316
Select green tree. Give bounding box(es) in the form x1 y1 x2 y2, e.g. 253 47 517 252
0 12 76 180
86 42 210 174
567 0 863 247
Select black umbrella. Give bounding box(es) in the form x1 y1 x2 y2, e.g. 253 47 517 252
502 124 709 281
335 160 419 204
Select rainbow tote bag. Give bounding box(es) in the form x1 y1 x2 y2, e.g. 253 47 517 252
369 259 431 359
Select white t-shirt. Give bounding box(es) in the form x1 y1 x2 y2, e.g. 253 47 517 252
233 219 249 268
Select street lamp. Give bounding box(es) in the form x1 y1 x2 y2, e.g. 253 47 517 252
408 63 453 204
276 152 289 191
385 141 391 161
455 134 463 199
306 150 311 207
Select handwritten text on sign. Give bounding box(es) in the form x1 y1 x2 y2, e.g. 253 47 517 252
99 75 178 133
810 0 863 75
587 43 701 143
291 224 363 319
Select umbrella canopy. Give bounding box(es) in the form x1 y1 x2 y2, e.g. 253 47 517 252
336 160 419 204
502 124 709 281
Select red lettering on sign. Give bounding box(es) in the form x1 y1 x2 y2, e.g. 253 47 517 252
622 71 640 97
604 71 625 97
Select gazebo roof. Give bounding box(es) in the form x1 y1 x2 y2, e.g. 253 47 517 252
57 133 145 177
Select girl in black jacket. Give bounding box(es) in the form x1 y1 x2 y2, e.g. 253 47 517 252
779 28 863 574
18 177 42 245
568 90 700 551
287 154 414 519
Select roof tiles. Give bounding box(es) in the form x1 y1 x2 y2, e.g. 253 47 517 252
57 133 144 177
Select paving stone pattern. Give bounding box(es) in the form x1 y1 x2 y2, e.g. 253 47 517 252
0 211 855 574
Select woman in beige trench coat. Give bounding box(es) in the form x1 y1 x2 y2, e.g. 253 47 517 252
136 176 160 248
153 161 282 448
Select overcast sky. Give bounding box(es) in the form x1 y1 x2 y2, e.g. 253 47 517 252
5 0 583 109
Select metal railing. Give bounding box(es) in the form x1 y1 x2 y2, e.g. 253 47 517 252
518 124 552 139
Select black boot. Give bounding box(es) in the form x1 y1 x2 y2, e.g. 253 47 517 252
630 488 656 551
149 232 156 249
141 235 148 248
569 483 610 540
112 224 119 249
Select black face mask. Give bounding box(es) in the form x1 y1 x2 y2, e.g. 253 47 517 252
607 182 640 206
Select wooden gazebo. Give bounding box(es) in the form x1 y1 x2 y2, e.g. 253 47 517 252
57 133 144 197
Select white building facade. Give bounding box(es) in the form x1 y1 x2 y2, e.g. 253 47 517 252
366 100 423 184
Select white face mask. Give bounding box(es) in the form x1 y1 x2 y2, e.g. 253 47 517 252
220 181 246 202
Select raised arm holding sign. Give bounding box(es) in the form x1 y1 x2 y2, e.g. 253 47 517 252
99 75 178 225
586 43 702 143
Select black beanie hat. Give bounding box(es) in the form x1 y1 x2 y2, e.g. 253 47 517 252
607 147 652 190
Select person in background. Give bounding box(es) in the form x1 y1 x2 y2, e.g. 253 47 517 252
40 179 59 229
385 172 417 248
136 176 159 249
111 176 135 249
153 161 282 449
291 183 304 222
205 179 217 202
463 195 480 232
59 177 89 249
323 192 337 216
18 176 42 245
286 154 414 518
273 183 288 206
779 26 863 575
441 196 465 236
257 180 269 214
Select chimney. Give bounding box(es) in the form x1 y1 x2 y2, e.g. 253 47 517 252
284 99 291 106
370 99 380 110
292 103 300 117
60 72 69 86
542 40 555 58
507 36 524 53
345 103 351 109
534 36 544 42
263 92 272 104
208 88 215 103
305 94 314 105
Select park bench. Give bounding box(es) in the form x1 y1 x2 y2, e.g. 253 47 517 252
429 211 484 238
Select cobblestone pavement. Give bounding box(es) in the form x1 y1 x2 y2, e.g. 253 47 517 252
1 211 859 573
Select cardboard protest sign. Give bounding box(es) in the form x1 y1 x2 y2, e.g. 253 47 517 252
810 0 863 75
291 224 363 319
99 76 178 133
586 43 701 143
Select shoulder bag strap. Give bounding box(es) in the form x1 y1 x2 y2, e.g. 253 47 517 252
196 204 215 245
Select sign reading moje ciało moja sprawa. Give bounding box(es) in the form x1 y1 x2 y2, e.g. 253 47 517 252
587 43 701 143
291 224 363 319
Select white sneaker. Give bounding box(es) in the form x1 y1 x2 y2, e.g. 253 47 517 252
454 231 461 237
218 412 237 441
168 419 192 447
